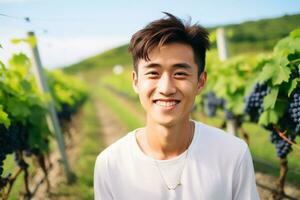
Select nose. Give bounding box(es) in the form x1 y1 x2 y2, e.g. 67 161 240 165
157 73 176 96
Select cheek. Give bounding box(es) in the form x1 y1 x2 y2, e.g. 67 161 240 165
178 82 198 97
140 81 155 93
137 81 156 111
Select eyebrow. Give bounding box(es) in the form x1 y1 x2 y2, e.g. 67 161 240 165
142 62 192 70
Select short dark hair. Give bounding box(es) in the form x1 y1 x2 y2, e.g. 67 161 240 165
128 12 210 76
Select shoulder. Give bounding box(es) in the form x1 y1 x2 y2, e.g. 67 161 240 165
196 121 247 148
194 121 248 160
95 131 135 168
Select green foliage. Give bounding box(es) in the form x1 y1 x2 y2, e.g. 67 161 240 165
0 105 10 128
47 69 89 112
256 29 300 126
204 52 265 116
11 35 37 48
0 53 47 129
100 68 138 100
0 38 88 198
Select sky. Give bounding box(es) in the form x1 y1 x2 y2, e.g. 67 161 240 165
1 0 300 69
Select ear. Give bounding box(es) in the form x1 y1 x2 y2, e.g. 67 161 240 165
196 71 207 95
132 70 139 94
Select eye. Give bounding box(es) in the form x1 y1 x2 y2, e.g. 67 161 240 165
174 72 188 78
145 71 159 78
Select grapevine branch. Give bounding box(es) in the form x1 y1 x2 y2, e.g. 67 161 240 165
273 126 300 151
2 168 23 200
289 58 300 65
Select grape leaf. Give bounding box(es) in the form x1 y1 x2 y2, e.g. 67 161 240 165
288 78 299 97
273 99 288 119
0 106 11 128
259 109 278 126
9 53 31 69
271 59 291 85
11 36 36 48
263 87 279 109
11 38 26 44
6 98 31 119
257 62 274 82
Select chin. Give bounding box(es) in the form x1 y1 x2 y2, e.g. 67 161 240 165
152 115 181 127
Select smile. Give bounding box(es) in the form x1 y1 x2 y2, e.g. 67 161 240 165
153 100 180 107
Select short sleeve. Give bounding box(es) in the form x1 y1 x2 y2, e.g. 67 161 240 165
232 144 260 200
94 153 113 200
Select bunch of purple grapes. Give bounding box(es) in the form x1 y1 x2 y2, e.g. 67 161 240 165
204 92 225 117
0 124 28 177
244 83 270 122
267 126 296 159
287 86 300 134
275 135 296 158
0 125 9 177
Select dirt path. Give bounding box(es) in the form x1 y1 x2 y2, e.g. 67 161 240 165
95 100 127 146
256 172 300 199
31 111 83 200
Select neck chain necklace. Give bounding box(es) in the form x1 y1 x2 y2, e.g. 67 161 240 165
146 122 195 190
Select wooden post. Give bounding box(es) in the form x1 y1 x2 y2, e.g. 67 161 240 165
216 28 237 136
216 28 229 61
27 31 73 183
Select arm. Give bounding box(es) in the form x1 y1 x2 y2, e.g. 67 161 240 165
94 153 113 200
232 145 260 200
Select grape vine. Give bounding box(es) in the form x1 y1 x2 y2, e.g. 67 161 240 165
0 41 88 199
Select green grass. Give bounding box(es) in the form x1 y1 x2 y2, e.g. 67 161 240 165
96 84 144 131
2 155 31 200
101 68 138 100
63 44 132 74
2 143 55 199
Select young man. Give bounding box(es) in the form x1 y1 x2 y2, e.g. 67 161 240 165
94 13 260 200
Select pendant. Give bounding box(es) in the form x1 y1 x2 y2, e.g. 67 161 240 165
167 182 181 190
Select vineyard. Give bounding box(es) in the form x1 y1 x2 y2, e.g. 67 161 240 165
1 20 300 200
201 29 300 198
0 37 88 199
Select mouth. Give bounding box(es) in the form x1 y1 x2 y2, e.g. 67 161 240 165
153 99 181 108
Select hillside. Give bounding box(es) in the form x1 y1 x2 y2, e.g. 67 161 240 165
64 44 131 74
219 14 300 54
64 13 300 73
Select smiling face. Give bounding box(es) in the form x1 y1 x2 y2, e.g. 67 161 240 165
132 42 206 127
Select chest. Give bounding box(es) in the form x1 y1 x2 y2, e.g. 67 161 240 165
109 159 233 200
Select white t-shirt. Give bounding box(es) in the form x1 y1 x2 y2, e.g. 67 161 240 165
94 121 260 200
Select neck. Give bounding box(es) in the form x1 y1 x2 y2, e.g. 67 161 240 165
138 118 194 160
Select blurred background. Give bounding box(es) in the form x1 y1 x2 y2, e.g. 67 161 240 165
1 0 300 199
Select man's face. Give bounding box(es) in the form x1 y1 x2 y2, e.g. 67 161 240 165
132 42 206 126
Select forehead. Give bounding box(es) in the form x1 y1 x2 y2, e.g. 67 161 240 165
137 43 197 70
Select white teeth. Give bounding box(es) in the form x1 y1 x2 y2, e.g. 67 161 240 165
155 101 178 107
